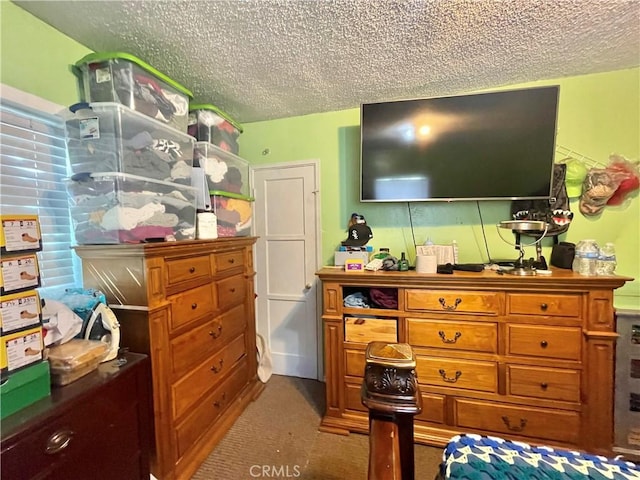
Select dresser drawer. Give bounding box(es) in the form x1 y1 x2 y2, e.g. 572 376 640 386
507 365 581 402
169 283 216 331
165 254 212 290
453 398 580 444
345 348 366 377
416 392 445 424
507 324 581 360
416 356 497 393
175 359 249 459
214 250 245 273
345 381 367 413
170 303 247 377
215 274 246 308
172 334 246 419
507 293 581 318
344 317 397 344
406 290 501 315
407 318 497 353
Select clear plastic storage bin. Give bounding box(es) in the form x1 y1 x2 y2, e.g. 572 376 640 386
188 104 243 155
194 141 250 196
75 52 192 132
66 172 197 244
64 102 195 186
210 191 254 237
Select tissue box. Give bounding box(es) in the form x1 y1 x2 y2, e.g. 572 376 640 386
188 105 243 155
75 52 192 132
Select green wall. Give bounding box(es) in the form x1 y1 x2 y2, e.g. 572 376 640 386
3 2 638 308
239 70 640 309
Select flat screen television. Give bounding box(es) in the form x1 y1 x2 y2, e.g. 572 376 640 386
360 86 560 202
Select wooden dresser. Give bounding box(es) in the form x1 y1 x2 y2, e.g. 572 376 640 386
1 352 151 480
75 238 261 480
316 267 632 456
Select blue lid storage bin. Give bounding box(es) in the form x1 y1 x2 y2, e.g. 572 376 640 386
64 102 194 186
188 104 243 155
194 141 250 197
75 52 192 132
66 172 197 244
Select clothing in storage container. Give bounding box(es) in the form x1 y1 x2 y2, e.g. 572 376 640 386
64 102 194 186
188 104 243 155
66 172 197 244
210 191 253 238
74 52 192 132
194 141 250 196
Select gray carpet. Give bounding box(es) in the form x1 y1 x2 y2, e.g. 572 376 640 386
192 374 443 479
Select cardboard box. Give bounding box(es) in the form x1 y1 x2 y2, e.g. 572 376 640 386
0 360 50 419
1 326 44 379
0 253 41 295
0 215 42 254
0 290 42 335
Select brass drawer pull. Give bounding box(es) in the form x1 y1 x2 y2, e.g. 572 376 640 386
540 382 548 390
211 359 224 373
213 392 227 408
502 416 527 432
209 324 223 338
230 287 236 293
45 429 74 454
438 331 462 344
191 303 198 310
438 297 462 311
229 258 235 264
540 303 548 311
189 267 196 273
438 369 462 383
540 340 548 348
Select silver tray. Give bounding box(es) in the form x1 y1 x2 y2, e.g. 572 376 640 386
499 220 547 232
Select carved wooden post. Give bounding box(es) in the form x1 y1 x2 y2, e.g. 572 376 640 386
361 342 422 480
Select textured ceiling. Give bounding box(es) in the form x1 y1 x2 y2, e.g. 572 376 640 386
14 0 640 124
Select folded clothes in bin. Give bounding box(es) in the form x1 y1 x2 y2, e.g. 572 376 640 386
189 104 243 155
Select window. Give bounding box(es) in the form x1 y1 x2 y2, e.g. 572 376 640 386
0 92 80 296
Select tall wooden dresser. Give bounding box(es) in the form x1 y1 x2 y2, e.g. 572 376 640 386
75 238 261 480
316 267 632 456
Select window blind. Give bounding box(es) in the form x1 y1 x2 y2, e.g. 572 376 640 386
0 99 80 295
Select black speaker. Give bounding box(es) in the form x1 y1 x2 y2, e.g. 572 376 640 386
551 241 575 269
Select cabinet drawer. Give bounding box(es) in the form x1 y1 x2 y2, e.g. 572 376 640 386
507 365 581 403
454 398 580 444
175 359 249 459
165 254 212 290
214 250 245 273
416 356 497 393
507 293 581 318
169 283 216 331
344 317 397 344
507 324 581 360
407 318 497 353
172 334 246 419
406 290 501 315
215 274 246 307
170 303 247 377
345 348 366 377
415 392 445 424
345 381 367 413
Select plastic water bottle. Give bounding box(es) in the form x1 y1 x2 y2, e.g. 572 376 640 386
572 240 599 276
596 243 617 276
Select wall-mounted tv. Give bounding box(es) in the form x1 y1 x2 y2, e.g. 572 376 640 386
360 86 560 202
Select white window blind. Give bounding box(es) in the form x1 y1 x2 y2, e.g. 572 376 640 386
0 98 80 295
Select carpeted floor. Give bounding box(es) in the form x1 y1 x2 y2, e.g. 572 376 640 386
192 374 443 480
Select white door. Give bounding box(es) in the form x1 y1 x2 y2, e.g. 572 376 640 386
252 161 321 379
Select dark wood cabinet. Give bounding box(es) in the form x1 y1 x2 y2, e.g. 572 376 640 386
0 352 152 480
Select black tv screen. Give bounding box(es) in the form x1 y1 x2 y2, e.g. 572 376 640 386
360 86 560 202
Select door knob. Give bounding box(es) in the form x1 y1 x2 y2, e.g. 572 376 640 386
305 283 312 289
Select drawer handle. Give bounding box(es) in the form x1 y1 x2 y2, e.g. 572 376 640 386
438 297 462 311
209 324 223 338
211 359 224 373
502 416 527 432
45 429 74 455
191 303 198 310
189 267 196 273
230 288 236 293
438 369 462 383
540 303 548 311
540 340 548 348
438 331 462 344
228 258 235 264
213 392 227 408
540 382 549 390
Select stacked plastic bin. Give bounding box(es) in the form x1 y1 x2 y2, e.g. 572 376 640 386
0 215 50 419
189 105 254 237
64 52 197 244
